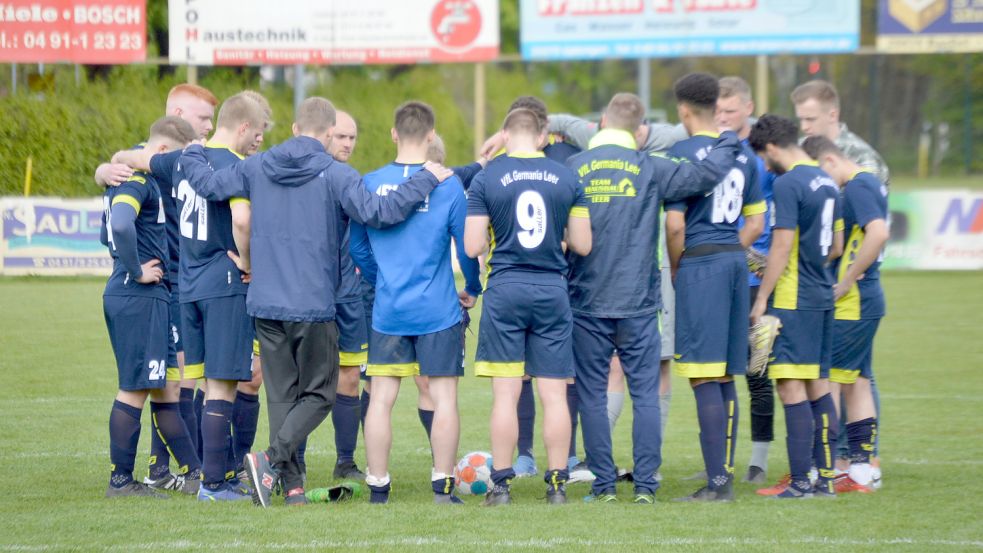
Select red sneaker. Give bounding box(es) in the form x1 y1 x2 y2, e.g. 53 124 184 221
834 475 873 494
755 473 791 496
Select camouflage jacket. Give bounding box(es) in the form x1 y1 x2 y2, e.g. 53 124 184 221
836 123 891 186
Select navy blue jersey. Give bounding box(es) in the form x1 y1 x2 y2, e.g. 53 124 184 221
833 171 888 320
101 172 169 300
148 149 183 286
543 138 581 163
174 143 248 302
467 152 588 285
336 224 363 303
666 133 766 248
771 162 844 311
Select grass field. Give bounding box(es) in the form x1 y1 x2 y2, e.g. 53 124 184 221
1 272 982 552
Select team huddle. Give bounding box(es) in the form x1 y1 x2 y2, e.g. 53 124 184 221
95 72 889 506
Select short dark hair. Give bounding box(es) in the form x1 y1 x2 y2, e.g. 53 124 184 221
149 116 196 146
604 93 645 132
295 97 336 135
394 101 435 142
502 108 545 136
748 114 800 153
801 135 844 160
508 96 549 127
674 72 719 114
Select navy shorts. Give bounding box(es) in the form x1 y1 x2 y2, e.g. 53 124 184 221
104 295 169 391
768 307 833 380
166 287 183 380
672 251 749 378
830 318 880 384
475 281 574 379
336 300 368 366
365 322 464 378
181 295 254 382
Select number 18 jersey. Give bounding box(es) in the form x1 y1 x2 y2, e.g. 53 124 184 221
665 133 765 248
467 152 588 286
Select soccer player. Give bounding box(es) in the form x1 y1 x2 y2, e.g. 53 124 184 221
465 108 592 506
178 97 455 507
748 114 844 499
351 101 482 505
792 79 889 483
665 74 765 502
716 75 778 484
561 85 738 505
101 116 200 498
802 136 887 493
100 83 220 492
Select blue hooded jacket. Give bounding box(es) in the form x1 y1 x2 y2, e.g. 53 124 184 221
178 135 438 322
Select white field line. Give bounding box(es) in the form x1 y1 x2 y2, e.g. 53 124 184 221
2 536 982 551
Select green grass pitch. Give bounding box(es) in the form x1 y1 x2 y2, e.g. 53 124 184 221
1 271 981 552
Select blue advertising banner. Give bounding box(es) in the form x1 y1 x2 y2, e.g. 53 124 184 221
878 0 983 53
519 0 860 61
1 197 111 275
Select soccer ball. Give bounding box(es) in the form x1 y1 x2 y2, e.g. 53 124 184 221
454 451 493 495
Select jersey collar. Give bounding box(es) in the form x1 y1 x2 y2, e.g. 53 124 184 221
205 140 246 160
849 169 871 180
692 130 721 139
789 160 819 170
508 151 545 158
588 128 637 151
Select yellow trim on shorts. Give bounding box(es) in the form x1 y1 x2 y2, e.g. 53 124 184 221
830 368 861 385
183 362 205 380
673 361 727 378
166 366 182 381
366 363 419 377
112 194 141 213
252 339 261 357
742 201 767 217
769 363 819 380
474 361 525 378
569 206 590 219
339 351 368 366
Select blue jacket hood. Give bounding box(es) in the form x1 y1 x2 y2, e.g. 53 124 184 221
262 135 333 187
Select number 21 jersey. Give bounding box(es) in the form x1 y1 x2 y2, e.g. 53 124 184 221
467 152 588 286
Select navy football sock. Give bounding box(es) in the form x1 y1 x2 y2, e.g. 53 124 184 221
432 475 455 496
150 401 201 477
810 393 838 490
200 399 234 490
179 387 198 454
232 391 260 467
418 408 434 442
694 381 728 489
783 400 814 486
721 380 739 475
148 409 171 479
544 468 569 491
847 417 877 464
109 400 142 488
517 379 536 458
368 481 391 504
490 467 515 489
193 388 205 459
360 390 370 428
332 393 360 464
296 437 307 474
566 382 579 459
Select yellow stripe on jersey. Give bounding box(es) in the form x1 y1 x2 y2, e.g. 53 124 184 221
112 194 142 214
768 363 820 380
183 363 205 380
474 361 525 378
485 224 497 278
339 351 368 367
509 151 546 159
569 206 590 219
673 361 727 378
742 201 767 217
834 218 845 233
835 224 864 321
830 368 861 384
130 174 147 185
774 228 801 310
230 197 251 206
205 140 246 160
366 363 419 378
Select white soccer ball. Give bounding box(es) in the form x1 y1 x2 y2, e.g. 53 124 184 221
454 451 493 495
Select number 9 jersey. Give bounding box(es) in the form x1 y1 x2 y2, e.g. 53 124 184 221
467 152 588 285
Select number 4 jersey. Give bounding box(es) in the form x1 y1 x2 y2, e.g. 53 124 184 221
467 152 588 286
771 161 844 312
665 132 766 249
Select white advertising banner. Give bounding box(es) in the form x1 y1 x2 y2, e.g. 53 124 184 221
883 189 983 270
1 197 111 276
169 0 499 65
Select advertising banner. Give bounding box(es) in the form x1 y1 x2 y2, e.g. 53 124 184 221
877 0 983 53
884 189 983 270
0 197 111 276
168 0 499 66
520 0 860 60
0 0 146 63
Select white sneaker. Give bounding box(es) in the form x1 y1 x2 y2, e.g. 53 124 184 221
870 467 882 489
568 462 596 484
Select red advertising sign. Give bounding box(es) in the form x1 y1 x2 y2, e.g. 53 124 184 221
0 0 146 63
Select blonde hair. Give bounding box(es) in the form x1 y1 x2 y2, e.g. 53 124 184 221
791 80 840 110
295 97 337 135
